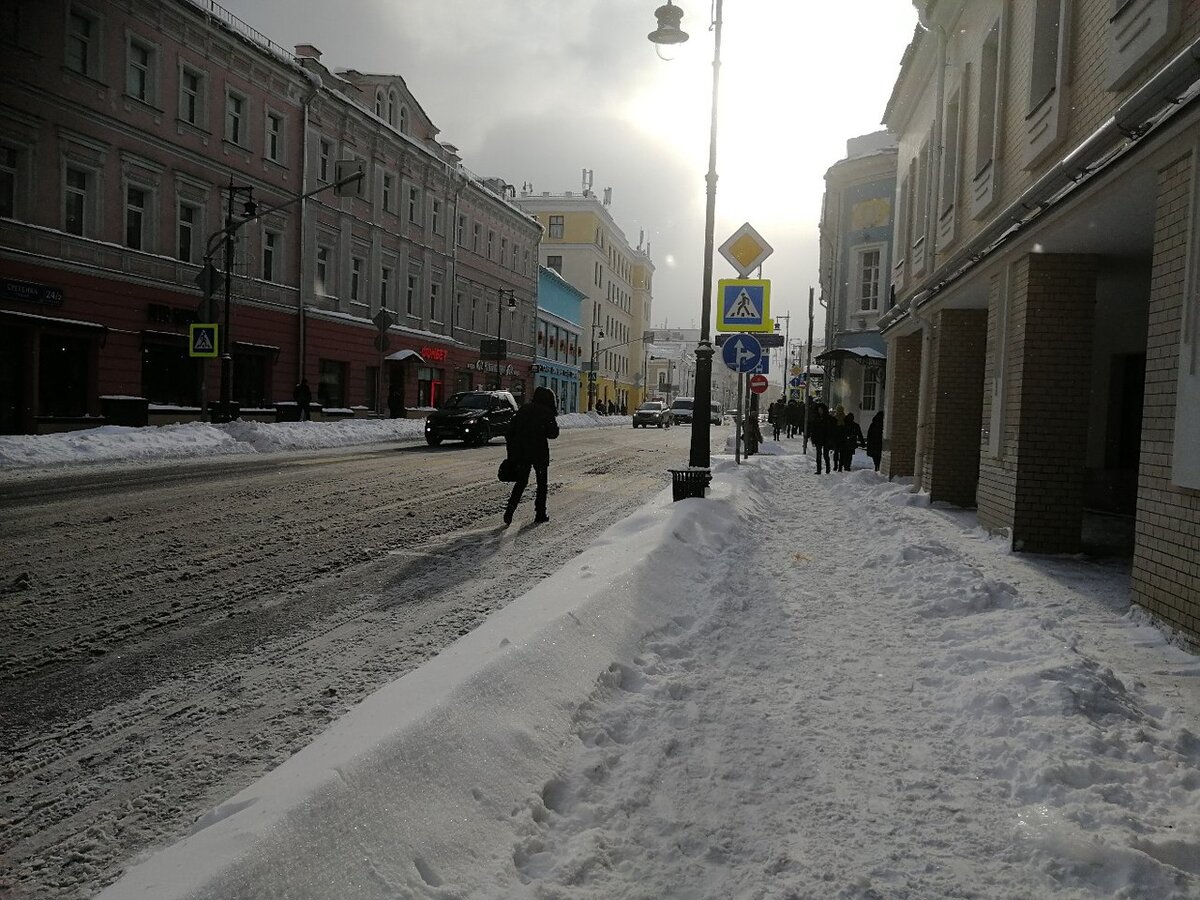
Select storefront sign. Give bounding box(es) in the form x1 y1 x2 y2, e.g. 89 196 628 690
2 278 64 306
470 360 517 375
147 303 197 326
420 346 448 363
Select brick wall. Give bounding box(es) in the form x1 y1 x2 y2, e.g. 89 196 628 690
1131 151 1200 648
1009 253 1100 553
927 308 988 507
882 332 922 478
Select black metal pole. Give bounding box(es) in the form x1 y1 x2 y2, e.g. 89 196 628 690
689 0 723 469
219 183 235 423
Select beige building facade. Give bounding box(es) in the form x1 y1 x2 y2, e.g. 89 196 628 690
878 0 1200 645
516 189 654 412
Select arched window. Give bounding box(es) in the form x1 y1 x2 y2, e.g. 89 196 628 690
387 90 398 126
375 90 385 118
399 105 410 134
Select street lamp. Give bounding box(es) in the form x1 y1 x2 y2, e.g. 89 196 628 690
587 323 605 412
217 180 258 423
649 0 721 470
494 289 516 390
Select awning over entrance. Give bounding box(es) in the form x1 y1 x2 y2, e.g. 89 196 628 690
2 308 107 335
385 349 426 364
814 346 885 364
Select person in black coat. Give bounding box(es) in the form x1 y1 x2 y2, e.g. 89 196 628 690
866 411 884 472
504 386 560 525
810 403 832 474
293 378 312 420
787 398 804 438
840 412 865 471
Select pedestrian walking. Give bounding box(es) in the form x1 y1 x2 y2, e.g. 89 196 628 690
768 399 783 441
293 378 312 421
831 405 848 471
810 403 833 474
503 386 560 525
840 412 865 472
788 398 805 438
866 410 884 472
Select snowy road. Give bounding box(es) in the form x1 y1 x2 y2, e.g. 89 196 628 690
0 424 713 900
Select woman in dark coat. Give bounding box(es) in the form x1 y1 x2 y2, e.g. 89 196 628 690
504 386 560 525
866 411 884 472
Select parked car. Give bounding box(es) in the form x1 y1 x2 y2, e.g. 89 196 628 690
424 390 518 446
632 400 672 429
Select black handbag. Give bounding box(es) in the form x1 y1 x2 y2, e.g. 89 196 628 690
497 458 518 482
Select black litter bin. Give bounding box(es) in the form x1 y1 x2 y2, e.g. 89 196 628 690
275 402 301 422
208 402 241 423
669 467 712 501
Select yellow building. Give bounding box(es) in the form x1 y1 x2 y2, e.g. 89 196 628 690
516 187 654 411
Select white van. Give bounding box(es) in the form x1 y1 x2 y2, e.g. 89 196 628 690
670 397 723 425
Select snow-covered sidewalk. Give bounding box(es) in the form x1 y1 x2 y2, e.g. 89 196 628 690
97 439 1200 900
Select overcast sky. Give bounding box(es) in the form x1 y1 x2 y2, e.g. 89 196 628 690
220 0 918 336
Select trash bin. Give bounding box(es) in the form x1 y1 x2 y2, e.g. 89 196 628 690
669 467 712 502
100 396 149 427
208 402 240 423
275 401 301 422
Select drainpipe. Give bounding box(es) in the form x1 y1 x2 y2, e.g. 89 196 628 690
297 69 321 382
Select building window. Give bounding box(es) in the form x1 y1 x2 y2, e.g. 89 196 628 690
976 20 1000 177
262 230 279 281
431 199 441 234
429 282 441 321
318 139 331 182
225 91 246 146
500 236 508 267
856 248 881 312
380 265 391 308
399 106 409 134
350 256 363 302
126 38 153 103
940 89 960 217
914 140 930 251
472 222 481 252
179 66 203 126
407 185 420 224
266 112 283 163
457 214 466 246
316 245 330 295
374 89 385 118
861 369 879 412
547 255 562 274
317 358 346 407
382 173 393 212
66 9 97 78
0 146 18 219
125 185 147 250
549 215 564 239
406 272 418 315
487 229 495 259
63 166 91 236
177 202 198 262
387 90 398 125
454 291 464 326
1029 0 1061 112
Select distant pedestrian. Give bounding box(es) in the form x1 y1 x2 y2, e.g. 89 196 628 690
293 378 312 421
866 411 884 472
768 399 783 441
831 405 848 471
840 412 865 472
503 386 560 525
810 403 832 474
787 399 804 438
388 383 406 419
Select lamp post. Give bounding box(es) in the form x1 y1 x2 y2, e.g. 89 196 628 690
217 180 257 423
495 289 516 390
587 322 604 411
649 0 721 469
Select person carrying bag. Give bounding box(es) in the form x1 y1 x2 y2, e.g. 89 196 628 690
502 386 559 525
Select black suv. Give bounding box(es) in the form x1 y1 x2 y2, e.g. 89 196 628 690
424 390 519 446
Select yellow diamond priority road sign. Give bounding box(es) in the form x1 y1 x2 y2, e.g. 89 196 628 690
718 222 774 277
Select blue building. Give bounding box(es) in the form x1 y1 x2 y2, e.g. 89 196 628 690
534 267 585 413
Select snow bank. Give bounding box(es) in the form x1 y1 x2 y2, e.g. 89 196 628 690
97 460 749 900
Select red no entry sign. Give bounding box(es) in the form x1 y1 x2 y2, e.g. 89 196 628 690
749 373 769 394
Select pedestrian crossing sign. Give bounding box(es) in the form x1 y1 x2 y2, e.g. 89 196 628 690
716 279 772 333
189 323 219 358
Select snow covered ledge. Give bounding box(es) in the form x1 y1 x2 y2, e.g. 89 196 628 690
98 464 744 900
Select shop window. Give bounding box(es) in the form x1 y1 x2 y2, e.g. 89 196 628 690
141 338 197 406
39 334 90 417
233 349 271 408
318 358 347 408
417 365 444 407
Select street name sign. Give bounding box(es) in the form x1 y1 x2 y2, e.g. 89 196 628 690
716 279 772 333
